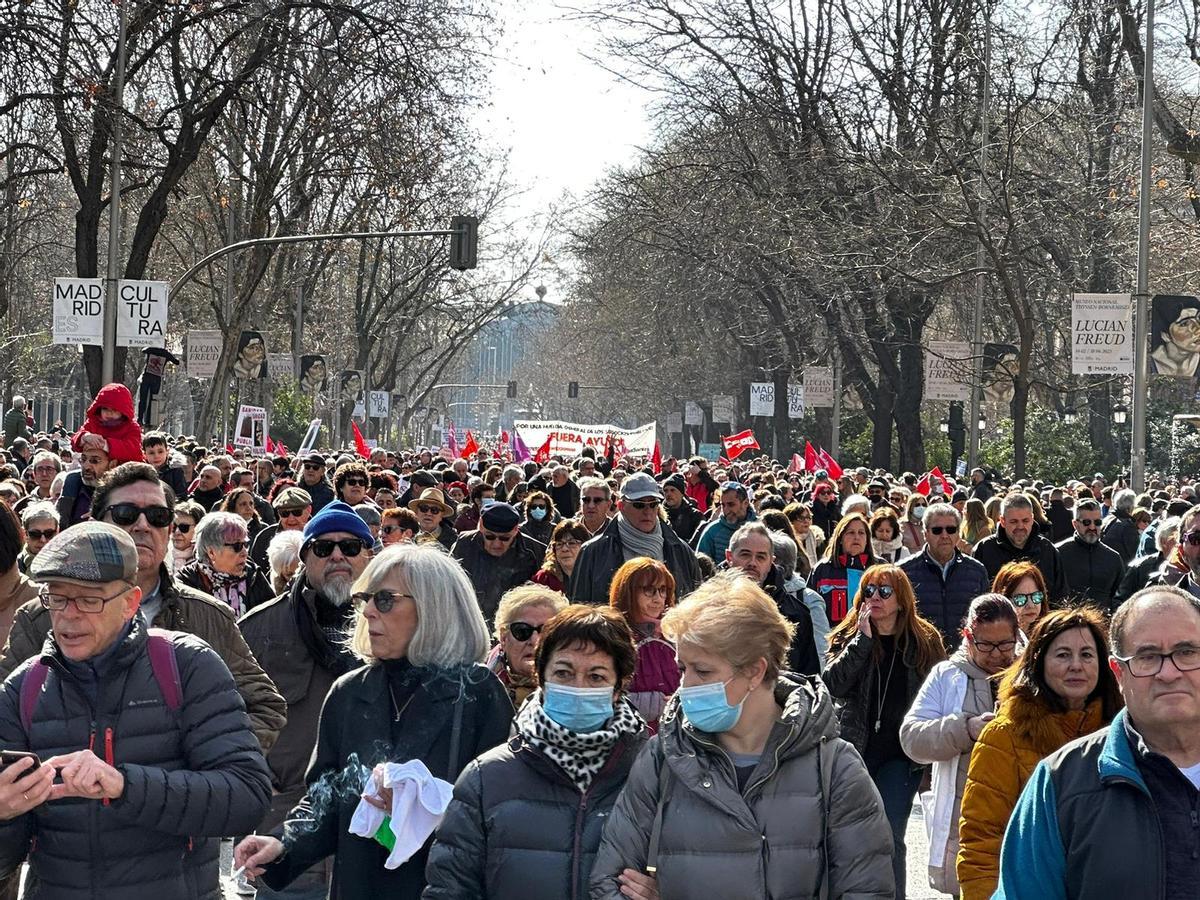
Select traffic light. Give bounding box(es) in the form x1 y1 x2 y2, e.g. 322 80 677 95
506 380 517 399
568 381 579 399
449 215 478 270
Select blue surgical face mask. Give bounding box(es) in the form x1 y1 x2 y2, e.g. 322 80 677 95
529 507 547 521
542 683 614 733
678 677 746 733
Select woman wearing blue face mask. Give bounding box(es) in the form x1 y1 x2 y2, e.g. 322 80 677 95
520 489 559 545
425 604 649 900
590 572 894 900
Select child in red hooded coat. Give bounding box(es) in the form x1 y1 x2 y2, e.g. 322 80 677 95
71 382 144 464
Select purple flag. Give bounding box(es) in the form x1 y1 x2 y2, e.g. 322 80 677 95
447 421 459 457
512 429 531 462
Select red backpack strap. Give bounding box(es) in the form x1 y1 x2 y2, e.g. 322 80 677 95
145 629 182 712
20 662 51 733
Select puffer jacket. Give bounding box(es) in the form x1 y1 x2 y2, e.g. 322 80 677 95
589 675 895 899
0 564 287 752
568 516 701 607
900 549 990 648
955 679 1109 900
452 530 545 625
423 709 647 900
0 617 272 899
72 382 144 464
899 649 997 896
695 510 755 561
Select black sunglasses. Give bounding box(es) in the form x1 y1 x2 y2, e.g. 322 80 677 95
103 503 173 528
303 462 324 470
223 541 249 553
626 499 660 510
581 496 608 505
173 521 193 533
351 589 411 613
343 478 368 487
862 584 894 599
928 525 955 535
276 506 306 518
26 528 57 541
508 621 544 642
310 538 365 558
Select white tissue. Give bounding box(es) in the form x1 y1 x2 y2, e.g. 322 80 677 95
348 759 454 869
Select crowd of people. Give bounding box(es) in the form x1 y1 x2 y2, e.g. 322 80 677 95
0 384 1198 900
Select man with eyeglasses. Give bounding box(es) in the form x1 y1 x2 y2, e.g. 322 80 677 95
900 502 990 648
298 451 335 513
452 502 544 626
1054 498 1124 612
569 472 701 606
239 501 373 896
995 586 1200 898
0 522 271 898
250 485 313 574
574 476 613 537
12 451 59 515
0 463 287 755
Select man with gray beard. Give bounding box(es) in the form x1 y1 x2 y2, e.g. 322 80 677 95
238 501 373 899
1055 497 1125 612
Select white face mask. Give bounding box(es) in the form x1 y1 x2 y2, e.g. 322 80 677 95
912 506 926 521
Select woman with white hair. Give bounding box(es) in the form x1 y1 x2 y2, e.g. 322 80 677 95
266 529 305 595
235 544 514 899
178 510 274 614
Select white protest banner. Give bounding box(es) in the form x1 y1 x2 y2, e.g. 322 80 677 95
788 383 805 418
185 330 222 378
749 382 774 417
367 391 390 418
268 352 295 382
514 419 657 457
116 280 168 348
666 412 683 433
233 404 268 450
924 341 971 401
712 395 737 424
52 278 104 346
803 367 834 408
684 401 704 426
297 418 322 456
1072 293 1133 375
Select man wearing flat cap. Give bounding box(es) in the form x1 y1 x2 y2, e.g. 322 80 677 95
452 502 545 626
0 522 271 897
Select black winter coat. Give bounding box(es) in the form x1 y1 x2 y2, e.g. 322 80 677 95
260 662 514 900
299 478 336 513
900 548 991 648
568 517 701 606
1101 512 1141 565
665 499 703 544
0 618 272 899
1054 535 1125 611
1116 552 1165 604
1047 501 1074 542
423 725 646 900
974 527 1070 602
759 565 820 676
452 531 545 625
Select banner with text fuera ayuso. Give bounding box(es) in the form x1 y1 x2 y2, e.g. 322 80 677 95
1072 292 1133 375
513 420 657 457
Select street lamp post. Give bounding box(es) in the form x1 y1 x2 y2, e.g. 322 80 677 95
1131 0 1157 491
101 1 129 384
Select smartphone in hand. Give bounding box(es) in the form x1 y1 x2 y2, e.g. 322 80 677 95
0 750 42 772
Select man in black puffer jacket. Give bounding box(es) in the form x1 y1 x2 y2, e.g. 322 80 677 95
0 523 271 900
1056 499 1125 611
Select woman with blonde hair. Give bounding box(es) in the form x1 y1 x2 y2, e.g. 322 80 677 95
823 563 947 898
486 583 567 708
959 497 994 551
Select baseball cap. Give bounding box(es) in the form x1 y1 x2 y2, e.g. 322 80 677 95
29 522 138 587
622 472 664 501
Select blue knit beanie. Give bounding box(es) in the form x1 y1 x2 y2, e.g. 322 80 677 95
301 500 374 552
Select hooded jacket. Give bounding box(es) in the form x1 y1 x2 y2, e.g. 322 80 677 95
71 382 144 464
589 675 894 899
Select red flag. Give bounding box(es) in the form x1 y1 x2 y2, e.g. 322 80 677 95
652 440 662 474
929 465 954 495
225 443 235 453
915 472 932 496
350 420 370 458
276 442 288 456
534 434 552 464
804 441 818 473
722 428 760 460
816 448 843 480
264 436 274 454
461 429 479 459
788 452 802 474
500 429 510 446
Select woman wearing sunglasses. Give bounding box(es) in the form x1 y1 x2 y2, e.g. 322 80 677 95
426 604 647 900
609 557 681 732
823 564 947 898
899 595 1019 896
178 511 274 615
991 561 1048 640
486 583 566 708
237 543 513 899
167 499 205 575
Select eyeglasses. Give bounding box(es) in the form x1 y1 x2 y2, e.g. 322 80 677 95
343 478 368 487
1114 646 1200 677
555 539 582 550
626 499 661 510
862 584 894 599
972 638 1018 654
639 585 669 597
26 528 57 541
33 466 57 475
102 503 173 528
310 538 365 558
508 621 544 641
817 489 833 497
927 525 955 535
582 496 608 505
1010 591 1044 607
39 585 131 614
482 531 516 543
416 504 444 515
351 589 412 614
1183 531 1200 546
380 524 406 535
223 541 249 553
173 522 193 533
276 506 306 518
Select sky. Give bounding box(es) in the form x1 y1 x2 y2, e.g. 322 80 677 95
480 2 653 299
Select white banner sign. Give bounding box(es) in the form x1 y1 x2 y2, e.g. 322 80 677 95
712 394 737 424
684 401 704 426
749 382 774 417
116 280 168 348
803 367 834 408
233 404 268 450
666 412 683 433
268 352 294 382
787 383 805 418
924 341 971 401
513 419 657 457
1072 292 1133 375
367 391 390 418
52 278 104 346
186 330 222 378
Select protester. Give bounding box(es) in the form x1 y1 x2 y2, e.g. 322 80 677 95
409 486 457 549
334 461 371 508
991 560 1048 639
973 492 1069 601
956 606 1122 900
661 472 702 543
16 502 57 575
1117 514 1179 603
14 451 60 512
823 563 947 897
1100 487 1141 564
547 464 580 518
234 544 513 899
298 452 336 512
168 498 204 575
532 519 588 593
55 436 111 527
2 395 30 445
900 595 1020 896
518 489 556 545
452 502 545 625
0 522 272 897
683 456 719 512
454 482 494 533
1054 497 1124 610
190 464 227 511
485 584 566 708
266 529 304 594
809 511 880 628
870 505 910 563
70 382 144 465
995 586 1200 898
695 481 755 560
251 485 313 571
608 557 681 730
380 506 418 546
958 497 993 550
810 479 841 535
574 476 613 538
783 500 823 571
142 430 187 499
425 604 647 899
0 502 37 650
590 572 894 898
177 510 274 616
